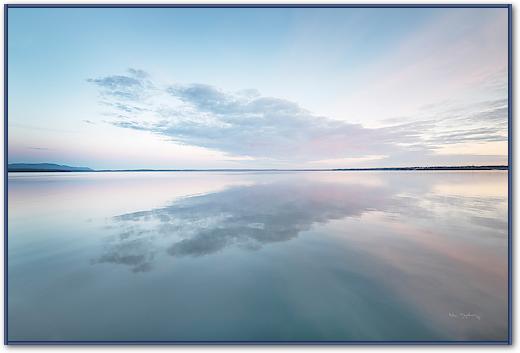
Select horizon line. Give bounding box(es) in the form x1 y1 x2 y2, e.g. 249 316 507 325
6 163 509 173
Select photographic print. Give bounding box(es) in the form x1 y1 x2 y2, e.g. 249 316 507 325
5 4 511 344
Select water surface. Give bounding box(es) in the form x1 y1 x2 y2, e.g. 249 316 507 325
7 171 509 342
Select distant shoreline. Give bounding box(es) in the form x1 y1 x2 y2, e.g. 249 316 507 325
7 165 509 173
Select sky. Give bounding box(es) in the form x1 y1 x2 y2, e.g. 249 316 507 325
7 7 509 169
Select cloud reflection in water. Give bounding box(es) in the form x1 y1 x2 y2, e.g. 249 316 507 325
95 179 396 271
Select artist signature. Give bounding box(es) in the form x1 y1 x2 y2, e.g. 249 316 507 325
448 312 481 320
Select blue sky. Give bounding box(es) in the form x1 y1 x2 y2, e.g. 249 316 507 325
8 7 508 169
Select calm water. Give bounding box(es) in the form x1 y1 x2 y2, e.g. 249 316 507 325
7 171 508 342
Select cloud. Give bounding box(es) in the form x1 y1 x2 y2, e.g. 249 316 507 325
87 68 155 101
416 100 508 147
88 69 508 165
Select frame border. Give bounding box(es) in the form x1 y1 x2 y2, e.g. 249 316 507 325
3 3 513 345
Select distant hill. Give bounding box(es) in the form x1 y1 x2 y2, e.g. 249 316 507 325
8 163 93 172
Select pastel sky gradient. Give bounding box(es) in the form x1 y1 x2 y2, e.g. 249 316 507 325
8 7 509 169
